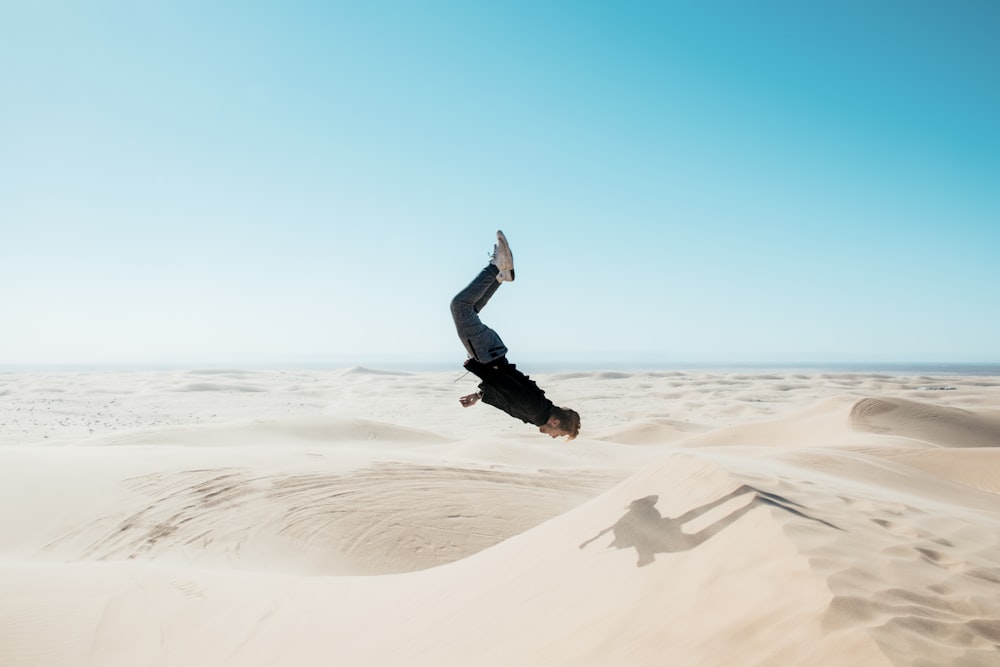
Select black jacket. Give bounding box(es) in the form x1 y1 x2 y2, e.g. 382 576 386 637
464 358 553 427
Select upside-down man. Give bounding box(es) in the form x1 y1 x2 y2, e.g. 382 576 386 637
450 231 581 440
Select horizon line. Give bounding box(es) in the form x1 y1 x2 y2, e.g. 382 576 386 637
2 360 999 375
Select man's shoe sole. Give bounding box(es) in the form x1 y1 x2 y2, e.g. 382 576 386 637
496 230 515 282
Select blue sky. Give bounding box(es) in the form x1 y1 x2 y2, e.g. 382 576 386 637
2 1 998 367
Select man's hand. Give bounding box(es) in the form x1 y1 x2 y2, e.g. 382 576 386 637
459 393 481 408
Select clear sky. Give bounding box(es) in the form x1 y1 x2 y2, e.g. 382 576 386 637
2 1 998 368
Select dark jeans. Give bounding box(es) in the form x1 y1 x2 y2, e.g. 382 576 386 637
450 265 508 362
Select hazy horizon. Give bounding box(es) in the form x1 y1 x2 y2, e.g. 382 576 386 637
3 358 999 377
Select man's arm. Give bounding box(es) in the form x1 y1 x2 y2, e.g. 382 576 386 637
459 392 481 408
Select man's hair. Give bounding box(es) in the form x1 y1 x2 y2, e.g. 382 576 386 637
551 406 581 440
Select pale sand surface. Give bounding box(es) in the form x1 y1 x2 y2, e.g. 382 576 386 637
2 368 1000 665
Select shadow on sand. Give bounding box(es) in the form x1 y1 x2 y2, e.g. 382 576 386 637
579 485 839 567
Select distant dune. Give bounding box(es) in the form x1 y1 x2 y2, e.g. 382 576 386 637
850 396 1000 447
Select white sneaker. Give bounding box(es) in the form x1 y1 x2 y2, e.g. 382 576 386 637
491 230 515 282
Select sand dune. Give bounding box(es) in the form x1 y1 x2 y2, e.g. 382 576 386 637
850 396 1000 447
25 456 614 576
1 369 999 665
85 416 448 447
596 417 711 444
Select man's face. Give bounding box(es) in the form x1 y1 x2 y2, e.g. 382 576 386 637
539 418 570 439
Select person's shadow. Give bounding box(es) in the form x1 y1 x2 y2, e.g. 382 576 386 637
579 485 836 567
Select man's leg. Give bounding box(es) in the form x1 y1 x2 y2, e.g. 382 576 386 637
474 269 501 313
451 264 509 362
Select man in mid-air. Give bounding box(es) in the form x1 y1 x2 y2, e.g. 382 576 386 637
451 231 581 440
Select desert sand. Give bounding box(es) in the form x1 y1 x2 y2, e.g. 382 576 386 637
1 367 1000 666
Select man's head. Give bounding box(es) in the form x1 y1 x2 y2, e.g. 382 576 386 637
539 406 581 440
